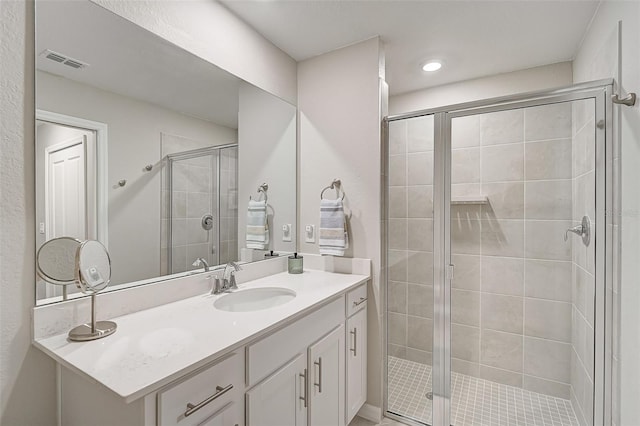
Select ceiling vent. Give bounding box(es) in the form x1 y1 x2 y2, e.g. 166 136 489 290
40 49 89 70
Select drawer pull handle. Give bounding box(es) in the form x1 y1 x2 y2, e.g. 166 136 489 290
350 328 357 356
314 357 323 393
353 297 367 307
299 368 308 408
184 384 233 417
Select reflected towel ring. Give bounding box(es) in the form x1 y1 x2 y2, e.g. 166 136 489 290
320 178 345 200
250 182 268 202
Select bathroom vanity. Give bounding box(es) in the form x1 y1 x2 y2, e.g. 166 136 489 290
33 257 370 426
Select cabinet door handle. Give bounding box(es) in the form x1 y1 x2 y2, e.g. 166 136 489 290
299 368 308 408
353 297 367 307
314 357 323 393
350 328 357 356
184 384 233 417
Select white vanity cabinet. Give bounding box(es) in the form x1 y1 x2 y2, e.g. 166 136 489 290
308 324 346 426
55 280 369 426
246 353 308 425
245 297 346 426
346 284 367 424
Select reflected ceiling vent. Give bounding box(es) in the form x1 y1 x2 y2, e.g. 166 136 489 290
40 49 89 70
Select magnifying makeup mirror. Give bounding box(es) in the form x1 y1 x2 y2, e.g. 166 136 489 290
36 237 82 292
36 238 117 341
68 240 117 341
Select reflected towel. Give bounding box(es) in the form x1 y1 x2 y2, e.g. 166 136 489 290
319 198 348 256
246 199 269 249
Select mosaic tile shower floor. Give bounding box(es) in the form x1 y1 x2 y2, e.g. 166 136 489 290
387 356 580 426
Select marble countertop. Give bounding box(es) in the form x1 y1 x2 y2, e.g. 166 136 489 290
34 269 369 403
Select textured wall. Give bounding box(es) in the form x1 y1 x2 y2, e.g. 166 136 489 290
572 3 640 425
298 37 385 411
0 1 57 423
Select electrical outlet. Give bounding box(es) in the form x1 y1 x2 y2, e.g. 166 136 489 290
305 224 315 243
282 224 292 242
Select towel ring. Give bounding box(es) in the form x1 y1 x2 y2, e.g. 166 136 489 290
250 182 268 202
320 178 345 200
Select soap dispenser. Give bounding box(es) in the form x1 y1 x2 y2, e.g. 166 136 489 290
288 253 303 274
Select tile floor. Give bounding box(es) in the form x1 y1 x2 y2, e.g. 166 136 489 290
383 356 580 426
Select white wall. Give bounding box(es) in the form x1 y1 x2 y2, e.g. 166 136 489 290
572 3 640 425
238 83 297 255
390 61 573 115
0 1 58 424
92 0 298 105
37 71 236 286
298 37 386 411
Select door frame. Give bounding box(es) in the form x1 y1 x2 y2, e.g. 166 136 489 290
36 109 109 247
383 79 614 426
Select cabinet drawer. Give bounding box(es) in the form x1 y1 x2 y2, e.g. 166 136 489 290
247 297 344 387
158 352 244 426
346 284 367 317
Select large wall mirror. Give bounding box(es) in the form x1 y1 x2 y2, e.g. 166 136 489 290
35 0 297 305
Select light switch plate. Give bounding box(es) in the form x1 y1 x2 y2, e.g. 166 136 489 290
305 224 315 243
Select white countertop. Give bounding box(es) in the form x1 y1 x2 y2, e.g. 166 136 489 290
34 269 369 403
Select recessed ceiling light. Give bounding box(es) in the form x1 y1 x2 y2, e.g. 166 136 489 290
422 61 442 72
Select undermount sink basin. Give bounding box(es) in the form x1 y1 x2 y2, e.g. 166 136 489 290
214 287 296 312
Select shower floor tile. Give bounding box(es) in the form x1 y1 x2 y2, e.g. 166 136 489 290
387 356 580 426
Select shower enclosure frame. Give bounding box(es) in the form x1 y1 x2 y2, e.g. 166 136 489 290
383 79 614 426
165 143 238 273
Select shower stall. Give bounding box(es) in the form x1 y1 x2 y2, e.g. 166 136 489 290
384 81 613 426
163 144 238 274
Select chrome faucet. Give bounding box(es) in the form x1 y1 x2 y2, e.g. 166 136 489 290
192 257 210 272
220 261 242 292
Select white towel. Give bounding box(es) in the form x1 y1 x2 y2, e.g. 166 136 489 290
246 199 269 249
319 198 348 256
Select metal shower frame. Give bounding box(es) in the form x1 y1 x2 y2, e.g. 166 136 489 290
166 143 238 273
383 79 614 426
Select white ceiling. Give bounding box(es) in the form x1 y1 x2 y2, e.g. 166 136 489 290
220 0 600 95
36 0 241 128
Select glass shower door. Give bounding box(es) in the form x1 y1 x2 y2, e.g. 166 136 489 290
447 97 599 426
386 114 435 425
166 148 220 274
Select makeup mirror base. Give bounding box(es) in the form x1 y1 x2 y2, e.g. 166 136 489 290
68 321 117 342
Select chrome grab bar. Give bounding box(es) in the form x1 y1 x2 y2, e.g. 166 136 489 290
184 384 233 417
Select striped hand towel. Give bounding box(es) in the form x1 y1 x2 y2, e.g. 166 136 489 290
319 198 348 256
246 199 269 249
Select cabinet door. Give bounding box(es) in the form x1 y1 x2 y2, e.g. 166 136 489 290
346 307 367 424
198 402 240 426
308 324 345 426
246 353 308 426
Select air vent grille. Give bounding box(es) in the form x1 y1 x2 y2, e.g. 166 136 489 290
40 49 89 70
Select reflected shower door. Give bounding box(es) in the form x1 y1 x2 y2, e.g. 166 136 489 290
386 114 435 425
166 149 220 274
447 97 599 426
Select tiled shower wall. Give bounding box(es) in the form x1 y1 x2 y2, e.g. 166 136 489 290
388 116 436 366
388 102 586 401
570 99 596 426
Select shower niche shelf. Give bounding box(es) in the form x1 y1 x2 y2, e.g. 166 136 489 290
451 196 489 205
